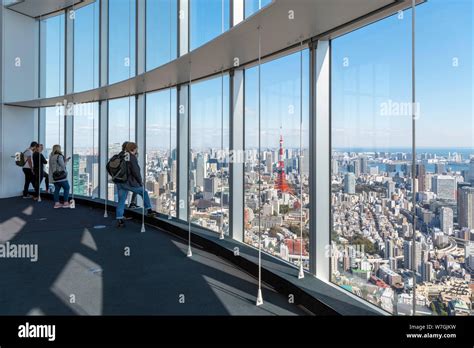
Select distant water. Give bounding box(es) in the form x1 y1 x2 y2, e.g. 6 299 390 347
334 147 473 174
334 147 473 159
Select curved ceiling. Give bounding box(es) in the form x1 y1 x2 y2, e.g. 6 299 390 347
5 0 421 108
5 0 90 18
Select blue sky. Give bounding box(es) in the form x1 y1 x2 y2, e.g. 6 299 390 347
332 0 473 149
42 0 473 151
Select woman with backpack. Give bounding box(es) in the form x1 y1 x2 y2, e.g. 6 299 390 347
49 144 71 209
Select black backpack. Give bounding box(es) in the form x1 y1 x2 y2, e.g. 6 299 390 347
15 150 27 167
106 152 128 183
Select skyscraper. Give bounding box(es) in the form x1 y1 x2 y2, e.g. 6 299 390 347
440 207 454 235
360 156 368 174
332 158 339 175
344 173 356 194
195 154 206 188
458 186 474 229
431 175 456 200
266 152 273 174
416 164 426 192
385 239 394 259
353 159 361 177
422 262 433 282
435 163 446 175
403 240 421 273
386 181 395 198
470 158 474 185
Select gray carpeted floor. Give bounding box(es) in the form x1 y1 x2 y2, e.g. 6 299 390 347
0 197 307 316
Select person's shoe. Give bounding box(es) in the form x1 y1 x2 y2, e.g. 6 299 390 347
146 209 158 218
32 196 38 201
128 203 139 209
54 203 63 209
117 219 125 228
62 202 70 208
123 216 133 220
22 194 32 199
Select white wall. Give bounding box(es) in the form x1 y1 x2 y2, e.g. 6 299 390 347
1 8 39 198
3 8 38 101
1 107 37 198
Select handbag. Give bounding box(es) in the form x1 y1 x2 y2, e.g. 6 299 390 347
52 155 67 181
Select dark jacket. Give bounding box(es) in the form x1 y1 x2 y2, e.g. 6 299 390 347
126 152 143 187
32 152 47 176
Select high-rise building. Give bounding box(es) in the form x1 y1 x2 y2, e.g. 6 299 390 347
360 156 368 174
171 160 177 186
465 242 474 271
416 164 426 192
403 240 421 273
195 154 206 188
469 158 474 185
431 175 456 200
204 177 219 200
422 262 433 282
266 152 273 174
331 158 339 175
301 149 309 175
385 239 393 259
386 181 395 198
435 163 446 174
158 172 168 189
344 173 356 194
440 207 454 235
353 159 361 177
458 186 474 229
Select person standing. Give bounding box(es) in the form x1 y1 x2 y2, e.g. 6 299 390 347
49 145 71 209
22 141 37 198
32 144 48 198
115 142 157 227
121 141 139 209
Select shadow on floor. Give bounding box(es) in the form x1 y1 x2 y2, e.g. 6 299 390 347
0 197 307 316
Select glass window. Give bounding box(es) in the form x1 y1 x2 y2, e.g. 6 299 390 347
414 0 473 316
109 0 136 84
145 89 177 216
72 103 99 197
40 14 65 98
190 0 230 50
44 106 65 160
190 76 230 235
331 11 412 315
73 2 99 92
244 0 271 19
108 97 136 202
146 0 178 70
244 50 310 269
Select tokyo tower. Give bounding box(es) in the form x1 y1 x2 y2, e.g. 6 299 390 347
275 128 292 193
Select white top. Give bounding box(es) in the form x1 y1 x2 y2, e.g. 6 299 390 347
23 149 33 169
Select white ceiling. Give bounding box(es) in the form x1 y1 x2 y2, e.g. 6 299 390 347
5 0 422 108
5 0 86 18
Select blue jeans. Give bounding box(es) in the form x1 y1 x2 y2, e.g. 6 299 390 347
53 181 70 203
116 183 151 219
